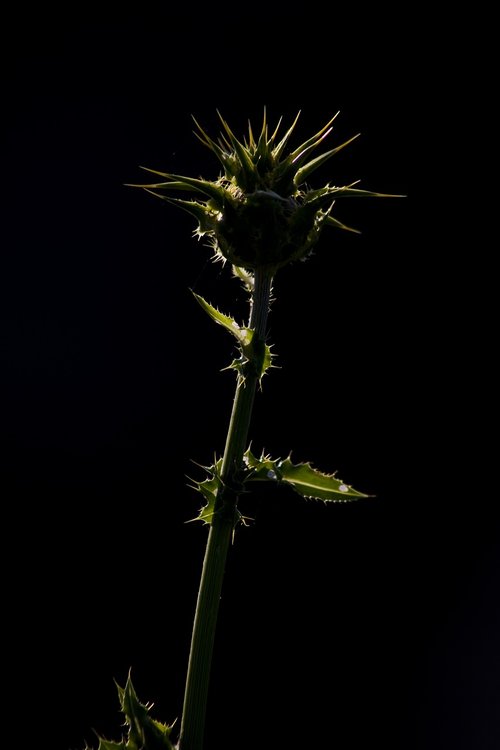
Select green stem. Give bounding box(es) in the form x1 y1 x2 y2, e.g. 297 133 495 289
179 268 273 750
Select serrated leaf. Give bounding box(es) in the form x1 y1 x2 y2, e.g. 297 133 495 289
192 292 253 350
278 457 369 501
188 458 223 524
251 336 276 383
243 449 369 502
192 292 275 383
118 675 175 750
187 457 246 531
151 719 175 737
97 740 126 750
243 449 277 479
232 265 254 292
88 677 175 750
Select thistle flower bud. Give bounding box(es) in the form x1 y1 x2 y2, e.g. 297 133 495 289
131 110 400 273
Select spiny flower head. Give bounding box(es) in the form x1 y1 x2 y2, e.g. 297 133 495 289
132 110 398 273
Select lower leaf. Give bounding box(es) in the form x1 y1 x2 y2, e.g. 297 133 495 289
243 449 370 502
86 675 175 750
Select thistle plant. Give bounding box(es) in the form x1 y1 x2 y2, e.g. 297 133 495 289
86 110 401 750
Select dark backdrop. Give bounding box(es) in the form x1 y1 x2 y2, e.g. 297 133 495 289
2 12 498 750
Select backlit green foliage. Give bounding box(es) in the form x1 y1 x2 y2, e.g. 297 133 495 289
85 675 175 750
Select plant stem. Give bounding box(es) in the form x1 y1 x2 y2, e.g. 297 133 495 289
179 268 273 750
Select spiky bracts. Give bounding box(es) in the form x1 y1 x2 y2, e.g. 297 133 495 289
130 111 398 273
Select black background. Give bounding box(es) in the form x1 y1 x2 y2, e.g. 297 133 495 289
2 11 498 750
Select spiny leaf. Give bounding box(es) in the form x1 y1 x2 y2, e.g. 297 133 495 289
243 449 370 502
226 340 276 384
96 740 126 750
192 293 276 384
118 675 175 750
192 292 253 350
278 457 370 501
232 265 254 292
187 458 223 524
251 335 276 383
243 449 277 478
89 676 175 750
